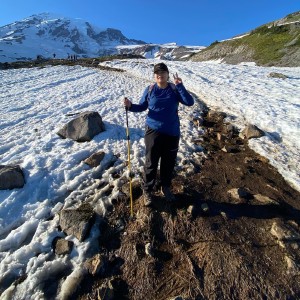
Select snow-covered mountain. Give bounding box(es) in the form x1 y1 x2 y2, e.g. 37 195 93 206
116 43 205 61
0 13 206 63
0 13 146 62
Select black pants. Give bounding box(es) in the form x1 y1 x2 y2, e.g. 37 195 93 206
143 126 180 192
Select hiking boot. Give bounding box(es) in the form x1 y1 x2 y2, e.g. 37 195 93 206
161 186 176 202
143 192 153 207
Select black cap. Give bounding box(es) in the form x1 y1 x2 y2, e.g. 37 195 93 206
154 63 169 73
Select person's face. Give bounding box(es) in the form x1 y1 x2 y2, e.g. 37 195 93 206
154 71 169 84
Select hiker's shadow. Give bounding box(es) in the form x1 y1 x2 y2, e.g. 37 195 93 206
152 192 300 223
204 201 300 221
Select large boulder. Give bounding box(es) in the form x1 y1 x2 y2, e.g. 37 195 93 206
0 165 25 190
57 111 105 142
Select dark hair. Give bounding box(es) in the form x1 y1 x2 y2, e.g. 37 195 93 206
154 63 169 73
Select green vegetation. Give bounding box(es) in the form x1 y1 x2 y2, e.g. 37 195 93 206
197 22 299 65
286 11 300 22
252 24 289 35
244 24 295 64
209 40 220 47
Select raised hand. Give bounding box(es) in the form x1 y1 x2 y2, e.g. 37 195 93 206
173 72 182 85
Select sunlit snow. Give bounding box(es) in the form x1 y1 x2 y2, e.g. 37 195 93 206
0 59 299 298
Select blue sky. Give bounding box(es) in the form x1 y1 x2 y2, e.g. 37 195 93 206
1 0 299 46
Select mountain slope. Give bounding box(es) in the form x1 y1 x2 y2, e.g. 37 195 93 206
190 11 300 67
0 13 146 62
117 43 205 61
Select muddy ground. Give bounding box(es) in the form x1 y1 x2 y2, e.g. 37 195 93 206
70 108 300 300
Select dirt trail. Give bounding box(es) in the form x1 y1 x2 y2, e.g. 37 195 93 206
74 106 300 300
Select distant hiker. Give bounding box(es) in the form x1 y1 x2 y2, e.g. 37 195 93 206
53 53 56 58
124 62 194 206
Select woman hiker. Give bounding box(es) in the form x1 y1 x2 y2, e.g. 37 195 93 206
124 62 194 206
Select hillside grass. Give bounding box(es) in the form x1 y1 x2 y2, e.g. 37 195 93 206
200 23 299 65
286 11 300 22
242 24 298 64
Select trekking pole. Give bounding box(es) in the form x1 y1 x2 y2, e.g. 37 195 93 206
125 102 134 218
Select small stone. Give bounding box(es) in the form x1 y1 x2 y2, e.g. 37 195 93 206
201 203 209 213
271 221 300 241
145 243 154 257
84 254 104 275
53 237 73 255
187 205 194 214
114 219 125 233
221 146 229 153
84 151 105 167
269 72 288 79
228 188 253 203
192 117 203 127
241 124 265 139
253 194 278 205
186 166 194 175
217 132 225 141
285 255 300 275
220 211 227 219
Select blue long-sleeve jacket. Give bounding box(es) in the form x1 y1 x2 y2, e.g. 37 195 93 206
129 82 194 136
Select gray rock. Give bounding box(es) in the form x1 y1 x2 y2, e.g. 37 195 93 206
253 194 278 205
269 72 288 79
84 151 105 167
57 111 105 142
241 124 265 139
207 110 227 121
0 165 25 190
228 188 253 203
84 254 104 275
59 203 95 241
53 237 74 255
222 123 238 138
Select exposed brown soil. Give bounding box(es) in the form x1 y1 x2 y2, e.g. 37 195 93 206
73 109 300 300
